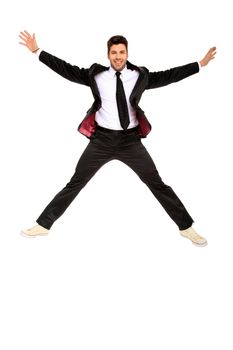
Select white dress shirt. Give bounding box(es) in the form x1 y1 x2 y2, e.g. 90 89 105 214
94 66 139 130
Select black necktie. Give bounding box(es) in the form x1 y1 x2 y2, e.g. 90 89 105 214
116 71 130 130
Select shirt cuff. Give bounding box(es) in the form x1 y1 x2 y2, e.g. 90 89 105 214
34 48 42 58
198 61 202 71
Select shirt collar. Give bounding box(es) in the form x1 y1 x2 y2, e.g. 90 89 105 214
109 65 128 78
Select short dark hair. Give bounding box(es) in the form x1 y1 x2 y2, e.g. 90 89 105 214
107 35 128 53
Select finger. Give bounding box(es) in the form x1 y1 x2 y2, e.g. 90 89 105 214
20 31 30 39
19 42 27 46
24 30 31 37
210 47 217 53
19 35 27 42
211 49 217 57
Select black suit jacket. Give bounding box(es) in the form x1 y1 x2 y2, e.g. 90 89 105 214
39 50 199 138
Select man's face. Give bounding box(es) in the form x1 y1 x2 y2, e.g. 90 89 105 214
108 44 128 71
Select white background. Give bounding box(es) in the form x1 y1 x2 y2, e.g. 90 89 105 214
1 0 233 349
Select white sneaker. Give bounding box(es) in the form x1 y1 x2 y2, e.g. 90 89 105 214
21 224 49 238
180 227 207 247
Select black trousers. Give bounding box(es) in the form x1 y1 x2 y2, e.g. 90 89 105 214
37 126 194 230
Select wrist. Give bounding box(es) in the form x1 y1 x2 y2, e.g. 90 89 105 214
199 60 205 67
32 47 40 53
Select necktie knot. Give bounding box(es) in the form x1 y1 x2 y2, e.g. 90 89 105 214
116 71 121 77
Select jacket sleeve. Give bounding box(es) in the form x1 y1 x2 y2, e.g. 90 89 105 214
146 62 199 89
39 50 90 86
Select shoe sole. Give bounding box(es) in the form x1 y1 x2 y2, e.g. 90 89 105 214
180 235 208 247
192 241 208 247
20 231 48 238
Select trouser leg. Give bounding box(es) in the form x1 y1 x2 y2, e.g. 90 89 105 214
117 138 194 230
36 140 113 229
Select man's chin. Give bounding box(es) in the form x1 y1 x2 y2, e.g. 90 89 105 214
112 63 126 71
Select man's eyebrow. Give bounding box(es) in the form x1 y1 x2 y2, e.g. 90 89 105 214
110 50 126 53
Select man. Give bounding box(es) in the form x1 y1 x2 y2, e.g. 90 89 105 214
19 30 216 246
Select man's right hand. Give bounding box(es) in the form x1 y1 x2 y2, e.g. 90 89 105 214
19 30 39 53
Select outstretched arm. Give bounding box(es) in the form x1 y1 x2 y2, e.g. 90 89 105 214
147 46 217 89
147 62 200 89
199 47 217 67
18 30 90 85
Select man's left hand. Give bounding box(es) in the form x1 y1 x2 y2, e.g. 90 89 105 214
200 47 217 67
